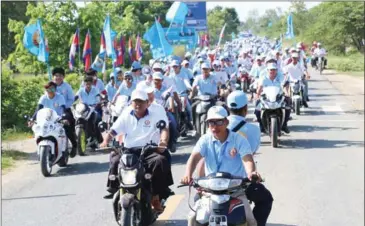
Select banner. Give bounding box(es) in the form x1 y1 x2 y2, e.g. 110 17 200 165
164 27 198 50
184 2 207 31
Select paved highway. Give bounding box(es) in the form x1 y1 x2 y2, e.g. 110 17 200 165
2 69 364 226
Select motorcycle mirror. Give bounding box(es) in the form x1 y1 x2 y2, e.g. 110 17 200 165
156 120 166 130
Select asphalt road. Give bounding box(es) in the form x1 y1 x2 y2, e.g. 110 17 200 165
2 69 364 226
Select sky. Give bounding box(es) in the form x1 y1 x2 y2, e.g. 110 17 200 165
206 1 322 21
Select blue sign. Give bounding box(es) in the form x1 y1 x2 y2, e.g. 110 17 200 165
184 2 207 31
164 27 198 50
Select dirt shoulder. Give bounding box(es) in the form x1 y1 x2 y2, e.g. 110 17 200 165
320 69 364 111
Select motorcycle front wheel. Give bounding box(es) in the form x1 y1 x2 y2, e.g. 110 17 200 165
76 127 86 156
40 146 52 177
120 206 142 226
270 117 279 148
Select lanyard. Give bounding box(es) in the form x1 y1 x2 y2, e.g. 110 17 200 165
212 140 229 172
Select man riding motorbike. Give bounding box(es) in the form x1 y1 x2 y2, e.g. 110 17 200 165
111 71 136 104
313 43 327 69
283 52 310 107
29 81 77 157
75 76 104 144
181 106 261 226
255 63 291 134
152 72 179 151
51 67 77 157
100 89 173 212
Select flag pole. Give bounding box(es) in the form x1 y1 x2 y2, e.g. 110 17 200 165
47 62 52 81
77 27 81 76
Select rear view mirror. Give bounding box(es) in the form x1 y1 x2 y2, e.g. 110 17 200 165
156 120 166 130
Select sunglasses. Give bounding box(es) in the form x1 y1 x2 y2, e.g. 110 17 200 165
46 87 56 92
125 77 133 81
207 119 225 126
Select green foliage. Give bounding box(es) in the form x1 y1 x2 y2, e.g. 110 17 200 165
5 1 172 74
1 66 47 130
327 53 364 72
207 6 240 45
242 1 365 55
1 1 30 59
1 149 30 171
64 73 82 91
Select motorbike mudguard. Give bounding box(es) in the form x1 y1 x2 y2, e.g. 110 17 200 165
38 140 55 156
121 192 136 209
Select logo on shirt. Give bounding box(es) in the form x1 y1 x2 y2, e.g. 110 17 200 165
54 103 59 108
144 120 151 127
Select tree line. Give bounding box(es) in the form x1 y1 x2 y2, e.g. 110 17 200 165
1 1 241 75
241 1 364 54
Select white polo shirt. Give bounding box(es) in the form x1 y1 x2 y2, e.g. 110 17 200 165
162 75 177 93
111 104 168 148
283 62 306 82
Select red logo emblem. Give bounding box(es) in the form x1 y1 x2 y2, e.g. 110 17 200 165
144 120 150 126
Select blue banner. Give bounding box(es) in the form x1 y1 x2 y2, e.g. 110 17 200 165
184 2 207 31
164 27 198 50
143 20 173 59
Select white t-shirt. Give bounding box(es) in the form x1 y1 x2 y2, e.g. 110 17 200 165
111 104 168 148
283 63 306 81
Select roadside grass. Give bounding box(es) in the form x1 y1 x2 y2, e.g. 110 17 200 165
327 53 364 75
2 127 33 142
1 149 30 171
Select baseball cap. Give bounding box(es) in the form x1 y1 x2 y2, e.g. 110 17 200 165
291 52 299 58
212 60 220 66
152 72 164 80
136 81 154 93
152 63 162 69
142 67 151 75
181 60 189 66
124 71 132 77
131 90 148 101
227 91 248 109
206 106 228 121
201 62 210 69
109 72 115 78
115 67 122 74
131 61 142 70
170 60 180 67
267 63 277 70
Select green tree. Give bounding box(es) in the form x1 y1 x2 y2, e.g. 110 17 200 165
1 1 30 59
207 6 240 46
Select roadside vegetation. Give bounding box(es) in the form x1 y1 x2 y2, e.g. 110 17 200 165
1 149 30 172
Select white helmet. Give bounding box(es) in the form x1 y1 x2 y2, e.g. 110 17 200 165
185 52 192 58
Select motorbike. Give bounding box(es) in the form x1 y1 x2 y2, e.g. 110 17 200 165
28 108 70 177
259 86 286 148
72 103 99 156
317 56 324 75
192 94 216 138
289 80 305 115
238 68 252 93
96 121 170 226
177 90 191 137
178 172 257 226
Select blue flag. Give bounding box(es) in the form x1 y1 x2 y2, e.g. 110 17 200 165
23 19 49 62
143 19 173 59
285 14 295 39
166 2 189 24
268 22 273 28
103 15 117 60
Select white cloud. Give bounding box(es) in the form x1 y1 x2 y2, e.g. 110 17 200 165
206 1 321 21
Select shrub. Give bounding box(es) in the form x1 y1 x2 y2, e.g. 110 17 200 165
64 73 82 91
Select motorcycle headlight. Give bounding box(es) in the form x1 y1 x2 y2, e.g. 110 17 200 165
32 125 41 134
198 178 231 191
120 168 137 185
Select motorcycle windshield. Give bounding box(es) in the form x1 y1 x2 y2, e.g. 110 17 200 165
36 108 59 123
262 86 281 102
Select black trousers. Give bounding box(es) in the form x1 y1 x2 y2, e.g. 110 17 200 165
84 112 103 143
254 98 291 129
246 183 274 226
63 108 77 148
107 150 173 197
311 56 327 67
